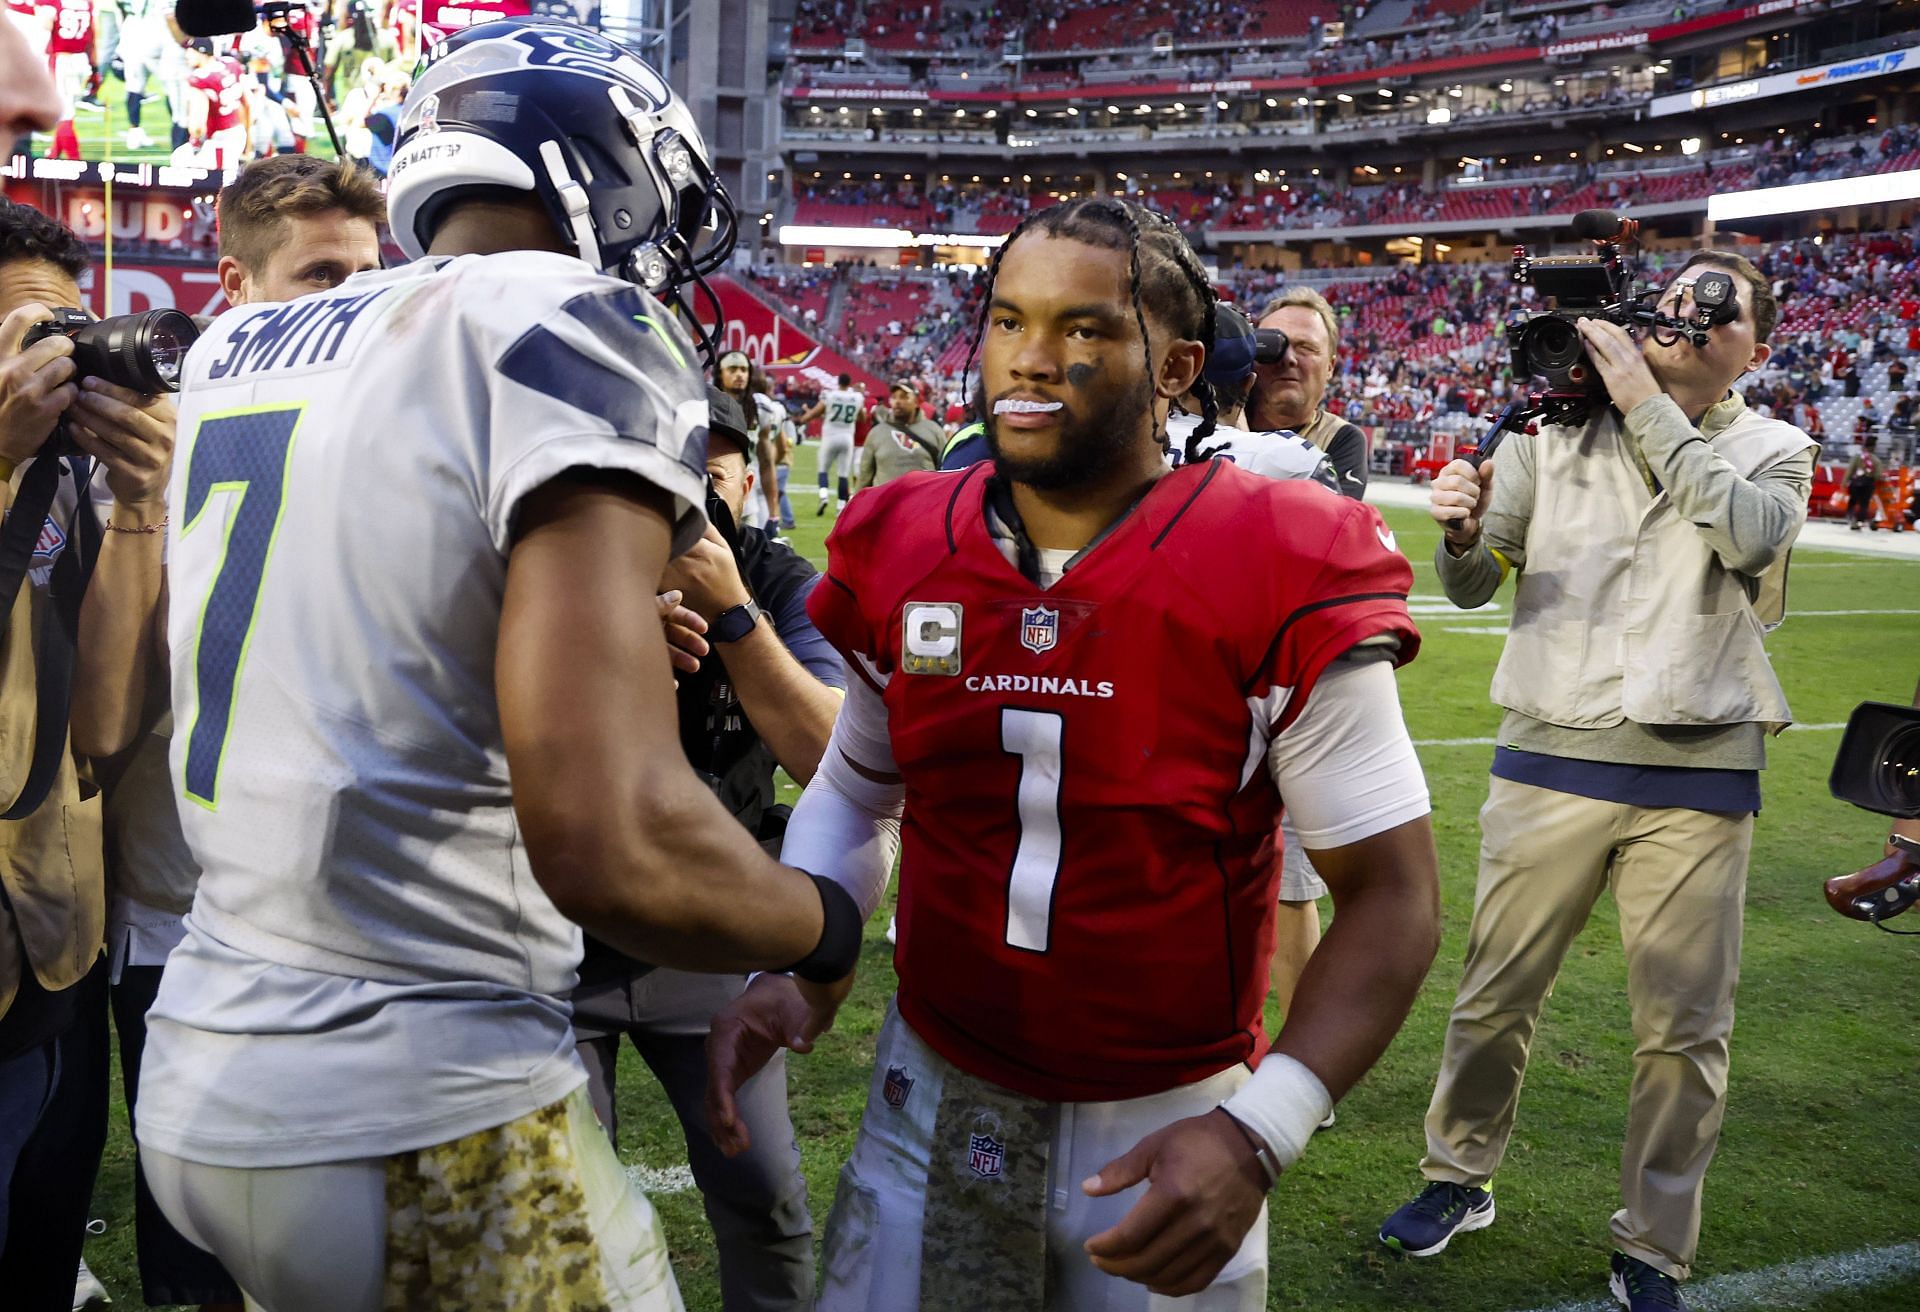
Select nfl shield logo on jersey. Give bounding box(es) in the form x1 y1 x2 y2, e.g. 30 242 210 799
1019 605 1058 655
967 1132 1006 1179
883 1064 915 1110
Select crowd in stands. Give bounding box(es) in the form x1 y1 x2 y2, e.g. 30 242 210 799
746 226 1920 473
783 123 1917 241
789 0 1739 81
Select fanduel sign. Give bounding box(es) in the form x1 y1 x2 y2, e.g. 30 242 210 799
1652 44 1916 116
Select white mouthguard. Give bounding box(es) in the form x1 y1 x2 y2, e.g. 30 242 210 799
993 398 1064 414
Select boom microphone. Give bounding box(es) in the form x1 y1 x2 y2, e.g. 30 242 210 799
1570 208 1629 243
174 0 262 37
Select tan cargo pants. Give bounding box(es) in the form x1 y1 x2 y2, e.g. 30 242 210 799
1419 774 1752 1280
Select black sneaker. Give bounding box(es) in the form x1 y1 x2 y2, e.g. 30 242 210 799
1610 1252 1686 1310
1378 1180 1495 1257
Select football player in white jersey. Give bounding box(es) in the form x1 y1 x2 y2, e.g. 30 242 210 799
798 371 863 514
1168 303 1341 494
715 348 780 533
135 22 864 1312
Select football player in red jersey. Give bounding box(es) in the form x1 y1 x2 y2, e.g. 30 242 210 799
185 39 250 168
37 0 91 160
706 197 1442 1309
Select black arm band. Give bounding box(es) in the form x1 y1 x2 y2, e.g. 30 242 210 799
782 875 863 983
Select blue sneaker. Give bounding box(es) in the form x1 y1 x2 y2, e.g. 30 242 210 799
1378 1180 1495 1257
1610 1252 1687 1310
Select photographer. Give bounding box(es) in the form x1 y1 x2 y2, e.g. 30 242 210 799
1247 287 1369 499
569 389 844 1311
1378 252 1817 1311
0 200 175 1305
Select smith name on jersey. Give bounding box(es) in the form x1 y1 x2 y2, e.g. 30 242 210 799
808 460 1418 1102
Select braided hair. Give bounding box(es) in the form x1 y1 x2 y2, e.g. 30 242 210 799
963 196 1219 464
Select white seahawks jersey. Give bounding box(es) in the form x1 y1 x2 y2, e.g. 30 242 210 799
751 391 788 445
1167 411 1342 493
820 386 865 443
138 252 710 1167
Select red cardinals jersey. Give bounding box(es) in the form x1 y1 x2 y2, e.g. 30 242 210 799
192 57 247 134
41 0 90 55
809 460 1418 1101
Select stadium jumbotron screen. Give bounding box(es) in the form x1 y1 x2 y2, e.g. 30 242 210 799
2 0 598 174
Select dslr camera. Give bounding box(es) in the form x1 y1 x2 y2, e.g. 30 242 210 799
19 307 197 456
22 307 199 397
1502 209 1738 433
1823 701 1920 933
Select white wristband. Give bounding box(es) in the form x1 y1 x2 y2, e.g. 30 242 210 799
1219 1053 1332 1179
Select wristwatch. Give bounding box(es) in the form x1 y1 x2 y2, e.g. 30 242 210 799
711 598 765 644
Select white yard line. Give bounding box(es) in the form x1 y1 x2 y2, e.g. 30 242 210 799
1412 723 1849 747
1517 1241 1920 1312
1782 609 1920 617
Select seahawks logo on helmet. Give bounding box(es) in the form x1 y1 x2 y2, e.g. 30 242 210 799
422 20 672 105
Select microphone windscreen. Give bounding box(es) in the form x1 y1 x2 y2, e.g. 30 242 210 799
1570 208 1624 241
175 0 262 37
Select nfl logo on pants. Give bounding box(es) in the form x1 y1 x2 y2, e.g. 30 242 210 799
1019 605 1058 655
968 1133 1005 1179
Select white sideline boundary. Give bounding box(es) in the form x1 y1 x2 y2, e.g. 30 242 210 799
1518 1241 1920 1311
1413 723 1848 748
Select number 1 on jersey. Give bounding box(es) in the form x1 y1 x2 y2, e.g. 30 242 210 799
1001 708 1064 952
179 406 304 809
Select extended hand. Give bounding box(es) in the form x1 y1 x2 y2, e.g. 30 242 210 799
1576 317 1662 417
661 524 751 623
67 378 176 508
1081 1109 1269 1296
1428 457 1495 551
705 969 852 1156
657 590 709 676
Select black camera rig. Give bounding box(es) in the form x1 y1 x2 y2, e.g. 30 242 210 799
1468 210 1741 463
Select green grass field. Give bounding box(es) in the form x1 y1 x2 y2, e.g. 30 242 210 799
34 74 340 165
81 448 1920 1310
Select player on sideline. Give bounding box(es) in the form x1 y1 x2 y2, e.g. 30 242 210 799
133 23 863 1312
798 370 863 514
707 196 1442 1309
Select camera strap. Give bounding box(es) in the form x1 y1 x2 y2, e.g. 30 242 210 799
0 452 100 821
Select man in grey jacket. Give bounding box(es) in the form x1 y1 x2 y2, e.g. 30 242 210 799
1377 252 1817 1312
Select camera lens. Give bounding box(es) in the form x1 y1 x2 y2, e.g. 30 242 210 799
73 309 200 394
1527 317 1582 371
144 314 195 389
1869 722 1920 816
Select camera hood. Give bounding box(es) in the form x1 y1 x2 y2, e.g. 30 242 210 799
1829 701 1920 819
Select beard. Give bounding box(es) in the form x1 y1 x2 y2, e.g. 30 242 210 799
985 373 1154 491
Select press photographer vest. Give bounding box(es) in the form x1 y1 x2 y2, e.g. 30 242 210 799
1489 394 1816 733
0 464 105 1031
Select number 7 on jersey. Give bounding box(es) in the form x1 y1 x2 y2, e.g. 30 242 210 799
178 405 304 809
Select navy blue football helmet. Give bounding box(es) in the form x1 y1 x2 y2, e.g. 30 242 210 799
389 19 736 359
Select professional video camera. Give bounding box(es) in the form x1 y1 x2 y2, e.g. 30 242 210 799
1472 209 1740 460
1823 701 1920 934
